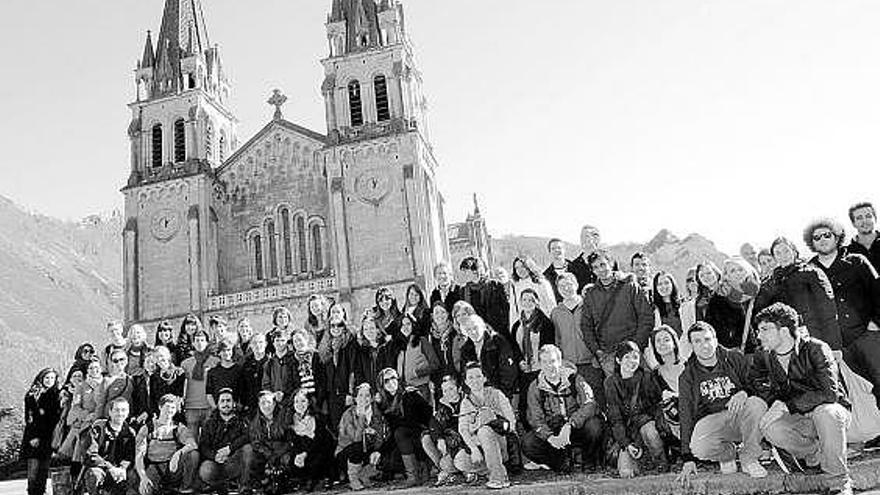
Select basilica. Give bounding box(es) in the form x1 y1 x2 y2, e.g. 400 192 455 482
122 0 449 329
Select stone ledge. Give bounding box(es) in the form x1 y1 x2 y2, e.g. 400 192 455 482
350 458 880 495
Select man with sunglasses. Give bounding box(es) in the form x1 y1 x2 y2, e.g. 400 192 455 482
806 218 880 405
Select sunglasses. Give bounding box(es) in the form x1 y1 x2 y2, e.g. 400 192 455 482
812 231 835 242
383 375 399 383
82 349 95 354
112 358 127 364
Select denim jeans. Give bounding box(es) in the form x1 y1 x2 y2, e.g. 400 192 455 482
522 415 605 471
26 458 50 495
456 426 509 483
762 403 851 490
83 466 135 495
421 434 457 474
138 449 200 494
616 420 667 477
199 444 254 491
689 396 767 465
185 408 211 443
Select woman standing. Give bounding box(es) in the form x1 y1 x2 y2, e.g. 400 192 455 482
512 289 554 386
509 257 556 332
373 287 403 340
267 306 294 355
402 284 432 337
396 315 441 403
318 302 357 428
353 313 395 392
102 321 127 371
21 368 61 495
153 321 179 365
241 333 268 418
652 272 683 336
707 258 760 351
149 346 186 418
305 295 330 349
427 303 466 393
65 358 104 478
176 314 202 364
237 317 255 358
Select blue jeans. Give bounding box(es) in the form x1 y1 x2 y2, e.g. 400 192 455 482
689 396 767 465
762 403 851 491
27 458 50 495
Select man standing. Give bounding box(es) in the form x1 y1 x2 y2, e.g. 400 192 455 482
630 252 652 296
580 250 652 406
522 345 605 472
569 225 618 294
83 398 136 495
430 262 463 313
847 202 880 272
752 303 852 495
460 257 511 341
806 218 880 404
199 388 254 495
206 341 243 409
543 238 574 303
677 322 768 485
133 394 200 495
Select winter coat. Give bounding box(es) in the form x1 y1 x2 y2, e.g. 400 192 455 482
428 329 467 385
21 387 62 460
509 278 557 331
551 300 591 366
84 419 136 469
397 335 441 390
460 333 522 398
750 336 849 414
199 409 251 460
353 339 397 392
512 309 556 374
581 272 654 354
604 368 661 447
250 408 292 459
336 403 388 455
703 294 749 351
430 284 464 314
461 280 511 340
149 368 186 417
811 252 880 347
754 262 841 350
100 374 135 419
526 363 597 440
261 352 298 404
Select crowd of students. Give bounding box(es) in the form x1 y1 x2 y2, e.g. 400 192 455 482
19 201 880 495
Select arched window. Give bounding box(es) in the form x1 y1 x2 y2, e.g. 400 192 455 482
296 216 308 273
311 223 324 272
174 118 186 162
265 219 278 279
252 234 264 281
205 122 213 162
281 208 293 276
219 130 226 163
151 124 163 168
348 80 363 127
374 75 390 122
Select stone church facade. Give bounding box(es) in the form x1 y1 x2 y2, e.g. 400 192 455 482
122 0 449 330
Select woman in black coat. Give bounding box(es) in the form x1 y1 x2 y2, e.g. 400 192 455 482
21 367 62 495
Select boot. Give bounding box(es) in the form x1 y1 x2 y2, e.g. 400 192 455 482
347 462 365 491
401 454 421 488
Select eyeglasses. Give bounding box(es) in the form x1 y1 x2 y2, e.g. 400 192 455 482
812 231 835 242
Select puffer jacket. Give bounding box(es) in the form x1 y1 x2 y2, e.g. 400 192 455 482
336 403 388 455
754 262 841 350
526 363 598 440
749 335 849 414
581 272 653 353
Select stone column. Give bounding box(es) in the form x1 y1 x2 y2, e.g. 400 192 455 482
188 206 201 312
123 219 139 323
328 171 351 300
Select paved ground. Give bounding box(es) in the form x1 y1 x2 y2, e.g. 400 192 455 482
3 457 880 495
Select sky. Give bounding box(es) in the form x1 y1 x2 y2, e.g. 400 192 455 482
1 1 879 254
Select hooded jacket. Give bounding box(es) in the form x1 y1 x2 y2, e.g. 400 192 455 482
581 272 653 353
679 346 754 462
526 362 597 440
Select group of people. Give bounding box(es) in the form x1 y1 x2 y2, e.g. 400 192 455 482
20 201 880 495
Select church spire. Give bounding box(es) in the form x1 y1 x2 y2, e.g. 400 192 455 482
140 31 155 68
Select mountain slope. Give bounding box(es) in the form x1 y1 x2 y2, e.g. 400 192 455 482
0 196 122 410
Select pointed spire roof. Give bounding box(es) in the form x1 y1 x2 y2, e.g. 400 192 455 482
328 0 382 53
154 0 210 67
330 0 345 22
141 30 155 68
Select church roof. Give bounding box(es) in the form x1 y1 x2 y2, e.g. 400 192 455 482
153 0 210 90
328 0 383 53
141 31 155 68
216 119 327 175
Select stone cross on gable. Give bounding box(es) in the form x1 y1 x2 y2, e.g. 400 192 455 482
268 89 287 120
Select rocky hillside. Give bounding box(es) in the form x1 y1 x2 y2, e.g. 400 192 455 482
0 196 122 412
492 228 729 288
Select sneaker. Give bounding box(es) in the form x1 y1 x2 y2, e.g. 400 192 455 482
434 471 453 487
770 446 803 474
742 460 768 479
523 461 550 471
719 460 738 475
830 481 854 495
486 480 511 490
463 473 479 484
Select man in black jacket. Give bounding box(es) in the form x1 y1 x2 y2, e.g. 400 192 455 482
83 397 137 495
198 388 254 495
752 303 852 495
806 217 880 405
459 257 511 341
543 238 574 303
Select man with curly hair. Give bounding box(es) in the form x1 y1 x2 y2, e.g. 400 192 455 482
805 217 880 405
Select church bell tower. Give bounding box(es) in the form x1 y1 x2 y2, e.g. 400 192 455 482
122 0 236 324
321 0 449 311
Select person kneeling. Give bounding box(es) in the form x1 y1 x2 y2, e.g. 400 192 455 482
458 362 516 490
289 389 336 492
336 383 389 491
523 344 605 473
250 391 292 495
422 374 468 485
82 397 136 495
198 388 254 495
604 341 669 478
677 322 768 486
753 303 853 495
133 394 200 495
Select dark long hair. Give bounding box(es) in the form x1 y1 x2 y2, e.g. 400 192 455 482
306 294 329 328
404 283 429 316
28 367 59 398
652 271 681 318
373 287 401 320
511 256 541 283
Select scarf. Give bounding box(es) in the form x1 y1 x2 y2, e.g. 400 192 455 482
431 322 452 356
159 366 183 385
293 413 316 439
356 403 372 424
519 310 542 368
327 326 351 365
191 348 211 380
